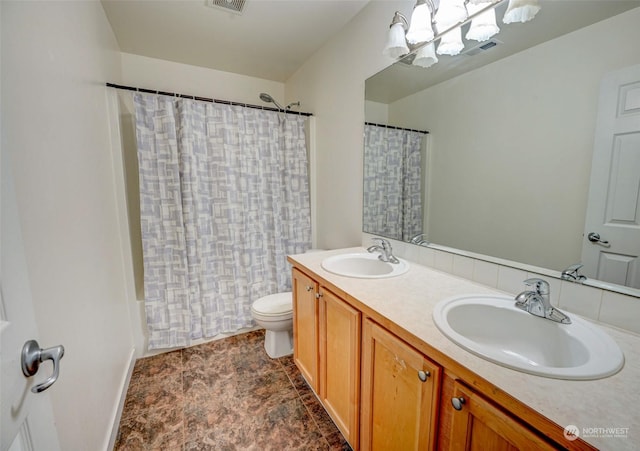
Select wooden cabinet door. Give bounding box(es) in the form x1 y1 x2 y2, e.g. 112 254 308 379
361 319 441 451
292 268 319 391
449 381 557 451
319 288 361 448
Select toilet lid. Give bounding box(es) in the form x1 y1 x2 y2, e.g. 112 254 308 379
252 292 293 316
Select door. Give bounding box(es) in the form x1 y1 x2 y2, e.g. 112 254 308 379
292 268 319 391
319 287 360 447
582 64 640 288
360 319 441 451
449 381 556 451
1 156 60 450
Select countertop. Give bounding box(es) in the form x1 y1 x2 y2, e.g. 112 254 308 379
289 247 640 450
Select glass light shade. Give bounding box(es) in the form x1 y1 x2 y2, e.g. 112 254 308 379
503 0 541 24
436 27 464 56
406 3 434 44
434 0 467 28
413 43 438 68
383 22 410 58
465 2 500 42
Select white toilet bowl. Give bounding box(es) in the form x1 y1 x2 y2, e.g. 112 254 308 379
251 249 324 358
251 292 294 358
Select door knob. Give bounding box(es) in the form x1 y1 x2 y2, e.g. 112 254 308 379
587 232 610 246
417 370 430 382
21 340 65 393
451 396 466 411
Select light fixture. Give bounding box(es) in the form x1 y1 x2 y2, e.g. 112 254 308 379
437 27 464 56
503 0 541 24
383 0 541 69
465 2 500 41
383 11 410 58
413 42 438 68
406 0 435 44
434 0 468 27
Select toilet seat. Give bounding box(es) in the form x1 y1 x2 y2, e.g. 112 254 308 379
251 292 293 321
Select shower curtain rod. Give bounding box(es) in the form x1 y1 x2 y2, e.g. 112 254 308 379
106 82 313 117
365 121 429 134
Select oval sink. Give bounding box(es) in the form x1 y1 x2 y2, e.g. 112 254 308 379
433 294 624 380
321 253 409 279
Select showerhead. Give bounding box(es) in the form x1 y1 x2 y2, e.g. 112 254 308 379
285 101 301 111
259 92 284 111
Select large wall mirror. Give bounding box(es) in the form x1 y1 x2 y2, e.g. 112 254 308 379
364 1 640 296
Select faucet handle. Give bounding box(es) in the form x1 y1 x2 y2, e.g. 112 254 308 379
523 278 550 295
372 237 391 250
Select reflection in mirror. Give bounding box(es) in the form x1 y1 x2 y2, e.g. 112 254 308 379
364 1 640 295
363 123 427 242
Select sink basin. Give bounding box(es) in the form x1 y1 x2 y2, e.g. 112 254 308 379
321 253 409 279
433 294 624 380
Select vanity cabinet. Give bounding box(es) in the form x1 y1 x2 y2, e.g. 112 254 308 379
360 319 441 451
292 268 319 391
290 260 596 451
446 380 558 451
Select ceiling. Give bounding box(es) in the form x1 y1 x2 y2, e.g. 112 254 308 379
366 0 640 103
101 0 370 82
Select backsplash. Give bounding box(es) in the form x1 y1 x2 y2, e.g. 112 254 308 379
362 233 640 335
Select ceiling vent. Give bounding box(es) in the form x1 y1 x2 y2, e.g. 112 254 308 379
205 0 246 15
462 38 502 57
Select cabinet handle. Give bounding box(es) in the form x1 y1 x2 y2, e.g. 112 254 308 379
315 292 323 299
417 370 430 382
305 285 313 292
451 396 466 411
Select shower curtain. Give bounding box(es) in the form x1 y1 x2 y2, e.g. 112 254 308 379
363 124 424 241
134 93 311 349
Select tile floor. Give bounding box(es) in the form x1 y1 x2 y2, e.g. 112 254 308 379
115 330 351 450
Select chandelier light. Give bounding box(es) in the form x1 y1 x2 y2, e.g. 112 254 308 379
383 0 540 68
503 0 541 23
406 0 435 44
413 42 439 68
465 2 500 41
383 11 410 58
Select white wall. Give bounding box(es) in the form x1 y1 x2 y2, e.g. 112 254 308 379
286 1 409 249
1 1 134 449
388 8 640 271
121 53 285 105
364 100 389 124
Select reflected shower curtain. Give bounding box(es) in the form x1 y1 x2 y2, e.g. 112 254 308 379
134 93 311 349
363 124 423 241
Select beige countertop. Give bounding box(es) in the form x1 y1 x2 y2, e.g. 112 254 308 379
290 247 640 450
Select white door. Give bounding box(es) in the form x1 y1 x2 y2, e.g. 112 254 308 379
1 156 61 450
581 64 640 289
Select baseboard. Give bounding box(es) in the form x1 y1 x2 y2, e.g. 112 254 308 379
106 348 136 451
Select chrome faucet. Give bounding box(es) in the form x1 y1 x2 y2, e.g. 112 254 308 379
367 238 400 264
515 278 571 324
409 233 429 246
561 263 587 282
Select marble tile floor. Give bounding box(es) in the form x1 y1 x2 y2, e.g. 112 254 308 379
115 330 351 450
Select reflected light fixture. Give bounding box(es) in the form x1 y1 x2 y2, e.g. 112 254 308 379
503 0 541 23
383 0 540 68
466 2 500 41
413 42 438 68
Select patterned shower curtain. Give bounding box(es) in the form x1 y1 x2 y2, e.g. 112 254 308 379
363 124 424 242
134 93 311 349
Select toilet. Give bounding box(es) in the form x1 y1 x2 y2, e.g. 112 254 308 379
251 292 294 358
251 249 323 358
